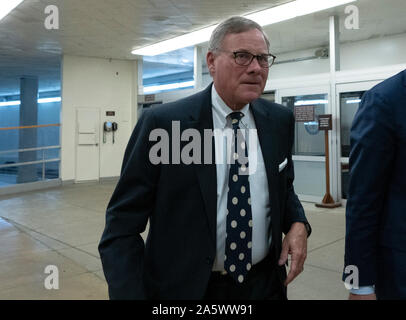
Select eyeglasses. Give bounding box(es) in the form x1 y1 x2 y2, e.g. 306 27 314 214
217 50 276 68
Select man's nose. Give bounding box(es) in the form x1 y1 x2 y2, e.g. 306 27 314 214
247 57 262 73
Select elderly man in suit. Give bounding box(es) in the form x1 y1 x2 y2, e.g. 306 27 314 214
343 69 406 300
99 16 311 300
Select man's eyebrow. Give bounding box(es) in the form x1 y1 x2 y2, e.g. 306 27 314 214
234 49 269 55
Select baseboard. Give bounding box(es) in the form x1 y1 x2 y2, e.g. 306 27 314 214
0 179 62 196
99 176 119 183
61 179 75 186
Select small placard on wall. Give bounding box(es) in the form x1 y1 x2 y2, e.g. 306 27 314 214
318 114 333 131
106 111 115 116
145 94 155 102
294 105 315 122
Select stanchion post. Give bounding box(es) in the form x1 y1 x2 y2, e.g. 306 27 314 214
316 114 341 208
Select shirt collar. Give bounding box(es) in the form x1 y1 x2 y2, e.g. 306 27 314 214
211 84 250 129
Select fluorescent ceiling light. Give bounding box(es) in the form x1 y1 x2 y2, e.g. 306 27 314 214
38 97 62 104
295 99 328 106
132 0 356 56
133 26 216 56
0 100 20 107
143 81 195 94
0 0 24 21
0 97 61 107
346 99 361 104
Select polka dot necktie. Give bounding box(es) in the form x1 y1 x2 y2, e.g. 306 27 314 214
224 111 252 284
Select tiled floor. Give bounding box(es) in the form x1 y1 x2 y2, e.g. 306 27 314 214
0 181 348 300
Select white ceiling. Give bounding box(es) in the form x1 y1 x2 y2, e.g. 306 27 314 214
0 0 406 95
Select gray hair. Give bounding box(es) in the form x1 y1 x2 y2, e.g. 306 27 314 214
208 16 270 53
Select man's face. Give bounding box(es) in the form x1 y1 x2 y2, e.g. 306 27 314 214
207 28 269 110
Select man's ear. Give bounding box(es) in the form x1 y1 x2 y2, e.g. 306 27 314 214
206 51 215 76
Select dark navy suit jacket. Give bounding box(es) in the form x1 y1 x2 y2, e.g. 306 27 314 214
344 69 406 298
98 84 310 299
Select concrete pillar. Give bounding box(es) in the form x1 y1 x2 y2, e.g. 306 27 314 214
17 76 38 183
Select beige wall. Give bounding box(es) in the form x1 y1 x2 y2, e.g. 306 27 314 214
60 55 138 182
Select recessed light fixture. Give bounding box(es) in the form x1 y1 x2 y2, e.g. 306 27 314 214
132 0 356 56
346 99 361 104
0 0 24 22
0 97 61 107
295 99 329 106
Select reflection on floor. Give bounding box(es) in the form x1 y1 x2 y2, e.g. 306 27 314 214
0 181 348 300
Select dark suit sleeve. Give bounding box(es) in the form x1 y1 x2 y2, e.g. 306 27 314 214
343 89 395 286
282 111 311 236
98 109 160 299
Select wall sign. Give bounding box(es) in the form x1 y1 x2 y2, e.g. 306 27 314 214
318 114 333 131
294 105 315 122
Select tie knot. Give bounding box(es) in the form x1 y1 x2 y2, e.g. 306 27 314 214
228 112 244 126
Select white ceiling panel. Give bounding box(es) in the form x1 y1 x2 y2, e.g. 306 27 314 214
0 0 405 95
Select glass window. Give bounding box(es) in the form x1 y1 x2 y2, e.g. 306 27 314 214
261 91 275 103
0 91 61 188
293 160 326 197
340 91 365 158
339 91 365 199
282 94 328 156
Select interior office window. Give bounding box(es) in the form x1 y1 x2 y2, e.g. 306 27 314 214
339 91 365 199
261 91 275 102
0 91 61 187
142 46 194 94
0 97 20 187
38 91 61 180
282 94 328 156
340 91 365 157
137 101 163 118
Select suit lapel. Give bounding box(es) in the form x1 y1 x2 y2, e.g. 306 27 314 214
250 100 281 219
187 85 218 247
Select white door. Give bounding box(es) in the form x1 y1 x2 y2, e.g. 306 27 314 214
75 108 100 182
277 85 331 203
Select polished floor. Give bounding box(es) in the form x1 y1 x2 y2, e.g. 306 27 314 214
0 181 348 300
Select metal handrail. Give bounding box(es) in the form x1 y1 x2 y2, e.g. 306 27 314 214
0 123 61 131
0 145 61 155
0 158 60 169
0 145 61 180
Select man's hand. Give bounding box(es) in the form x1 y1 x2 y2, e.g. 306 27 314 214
278 222 308 286
349 293 377 300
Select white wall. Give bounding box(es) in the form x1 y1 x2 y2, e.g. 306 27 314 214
270 32 406 81
341 33 406 71
60 32 406 182
150 32 406 104
61 55 138 181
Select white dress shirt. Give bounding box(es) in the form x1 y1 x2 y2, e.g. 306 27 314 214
211 85 271 271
